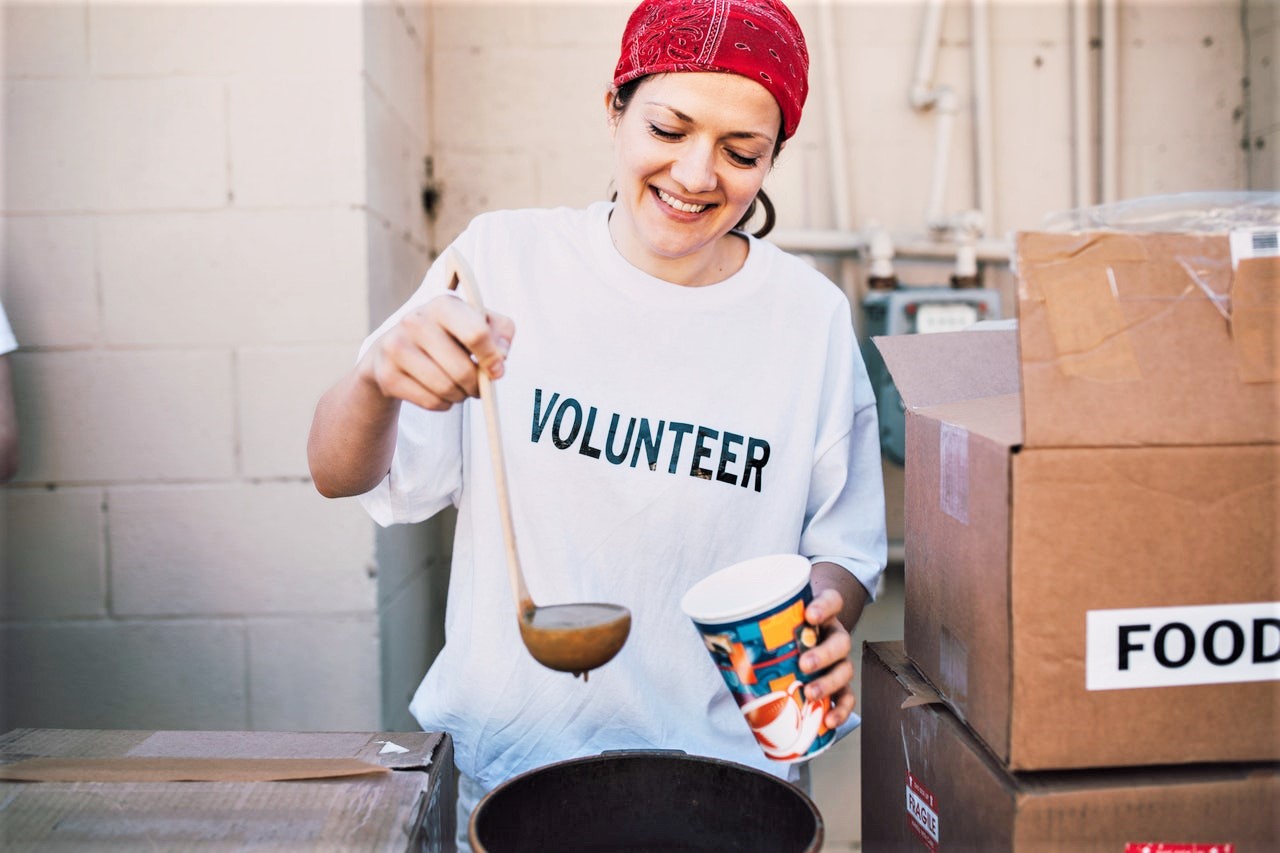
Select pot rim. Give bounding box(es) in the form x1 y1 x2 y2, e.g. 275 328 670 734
468 749 824 853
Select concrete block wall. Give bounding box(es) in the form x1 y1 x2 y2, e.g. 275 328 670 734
1 0 439 734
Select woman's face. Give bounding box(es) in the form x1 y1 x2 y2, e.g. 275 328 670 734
608 72 781 283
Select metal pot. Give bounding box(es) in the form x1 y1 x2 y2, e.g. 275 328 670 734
469 750 823 852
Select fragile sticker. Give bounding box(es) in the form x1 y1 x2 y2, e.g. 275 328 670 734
905 771 939 851
1086 602 1280 691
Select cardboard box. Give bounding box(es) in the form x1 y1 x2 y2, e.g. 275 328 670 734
873 231 1280 770
1016 230 1278 446
861 641 1280 852
0 729 455 850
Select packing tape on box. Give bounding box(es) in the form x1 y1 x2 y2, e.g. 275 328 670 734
939 422 969 525
1019 232 1146 384
1040 264 1143 383
0 757 392 783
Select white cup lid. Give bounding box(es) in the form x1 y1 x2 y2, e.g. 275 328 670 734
681 554 810 624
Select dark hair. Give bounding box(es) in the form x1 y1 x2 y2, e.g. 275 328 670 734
609 76 784 239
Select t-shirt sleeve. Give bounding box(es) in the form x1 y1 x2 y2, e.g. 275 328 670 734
801 301 888 601
355 233 474 527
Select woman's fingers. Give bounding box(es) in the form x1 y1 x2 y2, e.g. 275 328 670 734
798 585 856 725
366 295 516 411
434 296 513 382
826 675 858 728
803 587 843 628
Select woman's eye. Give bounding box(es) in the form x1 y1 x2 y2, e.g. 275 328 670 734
648 124 681 140
727 150 760 168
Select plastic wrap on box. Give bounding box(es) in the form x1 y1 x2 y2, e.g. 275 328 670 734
1037 190 1280 234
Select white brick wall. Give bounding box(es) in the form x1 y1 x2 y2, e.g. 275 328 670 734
238 346 361 479
11 350 238 483
97 210 368 346
108 483 376 617
87 3 363 77
247 616 382 731
1 0 435 736
1 621 249 731
2 216 97 347
2 2 88 77
2 488 106 620
5 78 229 212
228 76 368 208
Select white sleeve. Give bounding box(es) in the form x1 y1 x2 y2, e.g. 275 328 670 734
0 301 17 355
354 233 474 527
801 303 888 601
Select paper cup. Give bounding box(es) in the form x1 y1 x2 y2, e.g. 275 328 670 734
681 554 835 763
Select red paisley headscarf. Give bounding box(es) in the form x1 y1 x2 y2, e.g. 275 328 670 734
612 0 810 139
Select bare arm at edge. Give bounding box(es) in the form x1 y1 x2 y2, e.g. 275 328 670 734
0 356 18 483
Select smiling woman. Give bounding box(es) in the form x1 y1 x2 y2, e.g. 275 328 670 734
306 1 888 850
607 72 780 286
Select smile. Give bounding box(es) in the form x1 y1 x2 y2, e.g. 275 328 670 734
655 188 708 214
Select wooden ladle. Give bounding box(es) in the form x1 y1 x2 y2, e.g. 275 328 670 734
447 248 631 678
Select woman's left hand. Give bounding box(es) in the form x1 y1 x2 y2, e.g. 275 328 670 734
798 588 856 730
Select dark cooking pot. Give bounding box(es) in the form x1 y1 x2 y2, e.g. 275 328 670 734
469 750 823 852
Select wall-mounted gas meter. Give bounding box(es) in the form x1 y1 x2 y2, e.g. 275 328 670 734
860 286 1001 465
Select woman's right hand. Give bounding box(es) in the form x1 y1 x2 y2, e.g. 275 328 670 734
359 294 516 412
309 292 515 498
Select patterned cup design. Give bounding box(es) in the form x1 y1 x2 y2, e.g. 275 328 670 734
683 555 836 763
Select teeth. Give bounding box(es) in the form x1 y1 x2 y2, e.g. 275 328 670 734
656 189 707 214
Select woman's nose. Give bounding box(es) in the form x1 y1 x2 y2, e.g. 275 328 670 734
670 142 717 194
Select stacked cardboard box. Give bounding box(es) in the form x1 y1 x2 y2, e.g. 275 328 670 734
863 641 1279 850
0 728 456 849
864 226 1280 849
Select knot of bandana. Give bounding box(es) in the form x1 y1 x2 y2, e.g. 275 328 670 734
612 0 810 139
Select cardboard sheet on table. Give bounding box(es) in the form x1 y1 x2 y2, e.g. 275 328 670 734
0 756 390 783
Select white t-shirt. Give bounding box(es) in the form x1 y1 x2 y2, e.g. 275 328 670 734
358 202 886 789
0 301 16 355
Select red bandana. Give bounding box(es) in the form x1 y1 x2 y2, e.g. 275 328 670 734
612 0 810 139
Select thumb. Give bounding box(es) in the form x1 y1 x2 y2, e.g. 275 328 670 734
477 311 516 378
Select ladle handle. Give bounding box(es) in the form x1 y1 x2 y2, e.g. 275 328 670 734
446 248 533 615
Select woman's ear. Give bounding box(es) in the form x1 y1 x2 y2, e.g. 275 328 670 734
604 89 621 136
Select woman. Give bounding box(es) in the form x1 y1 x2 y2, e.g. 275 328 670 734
309 0 886 840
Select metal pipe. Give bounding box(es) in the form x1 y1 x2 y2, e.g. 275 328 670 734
815 0 861 311
926 87 960 230
817 0 853 231
971 0 996 234
1070 0 1094 208
769 228 1013 264
1100 0 1119 202
910 0 948 108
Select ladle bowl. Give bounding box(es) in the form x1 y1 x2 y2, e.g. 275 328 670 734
518 603 632 675
448 249 631 677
